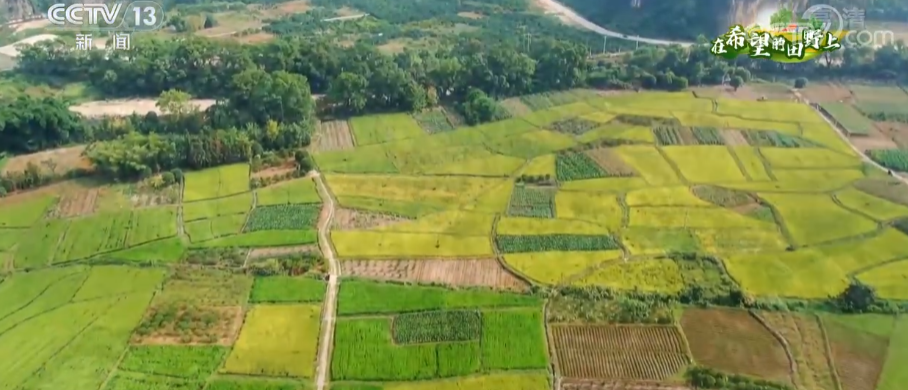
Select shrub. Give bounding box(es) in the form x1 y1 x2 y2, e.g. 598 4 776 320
794 77 807 89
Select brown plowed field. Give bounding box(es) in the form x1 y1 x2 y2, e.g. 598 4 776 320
822 316 890 390
681 308 792 384
760 312 838 390
720 129 749 146
313 120 355 151
341 259 528 290
252 161 297 179
2 145 92 175
552 325 689 380
562 379 691 390
676 127 698 145
332 207 409 230
585 148 635 176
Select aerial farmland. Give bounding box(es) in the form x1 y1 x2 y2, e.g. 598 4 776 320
2 89 908 390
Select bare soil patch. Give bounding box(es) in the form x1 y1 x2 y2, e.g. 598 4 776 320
823 317 889 390
552 324 689 380
248 245 319 259
341 259 528 290
874 122 908 149
720 129 749 146
70 99 216 117
562 379 691 390
457 11 484 19
51 186 100 218
676 127 698 144
332 207 408 230
12 19 51 32
252 161 296 180
2 145 91 175
799 82 854 104
585 148 635 176
680 308 792 384
132 305 245 345
313 120 355 152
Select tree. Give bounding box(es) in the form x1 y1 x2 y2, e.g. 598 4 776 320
204 14 217 29
730 76 744 91
295 150 313 172
794 77 808 89
459 88 499 125
834 281 878 313
156 89 193 117
161 171 175 185
327 72 368 113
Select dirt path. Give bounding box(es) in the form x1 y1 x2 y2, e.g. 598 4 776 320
795 90 908 186
534 0 692 47
314 171 339 390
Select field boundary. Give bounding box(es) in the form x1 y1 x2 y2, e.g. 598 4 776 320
654 147 688 184
815 314 844 390
314 172 339 390
750 310 799 386
726 145 753 181
753 148 778 181
543 300 560 390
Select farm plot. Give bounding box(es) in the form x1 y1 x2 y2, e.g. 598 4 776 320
0 194 56 228
315 144 399 174
548 117 600 135
848 84 908 102
350 113 424 145
627 186 712 207
758 312 838 390
628 207 770 229
661 146 747 183
730 147 772 181
14 219 69 269
621 228 699 255
857 260 908 299
583 148 635 177
878 316 908 390
413 109 454 133
422 153 524 177
185 214 247 242
497 217 609 235
250 276 326 303
119 345 227 379
556 152 606 181
374 210 494 236
725 169 864 192
821 102 873 135
183 164 250 202
552 191 622 229
244 204 320 231
613 146 680 185
103 372 202 390
693 227 788 254
336 280 540 315
504 250 622 284
127 207 177 246
574 260 684 293
680 308 791 383
520 89 598 110
760 148 862 169
341 259 527 290
495 234 620 253
552 325 689 380
313 120 355 151
256 178 321 206
183 193 253 222
854 178 908 207
716 98 822 123
821 314 893 390
51 186 100 218
868 149 908 172
507 185 556 218
223 304 321 378
854 101 908 122
154 267 253 306
835 187 908 221
54 211 131 263
523 154 556 177
332 208 410 230
742 130 816 148
191 230 318 249
326 174 503 211
521 102 597 127
332 231 494 258
759 193 877 245
484 130 577 159
691 127 724 145
578 124 655 144
653 126 697 146
560 177 650 193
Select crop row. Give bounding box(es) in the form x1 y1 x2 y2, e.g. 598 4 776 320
552 325 687 353
495 234 620 253
692 127 724 145
557 350 688 380
507 185 555 218
556 152 606 181
743 130 814 148
392 310 482 344
119 345 227 379
549 118 600 135
413 110 454 134
653 126 683 146
869 149 908 172
552 325 689 380
244 204 320 232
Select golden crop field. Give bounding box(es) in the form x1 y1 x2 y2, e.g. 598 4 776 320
504 250 623 285
223 304 321 378
662 146 747 183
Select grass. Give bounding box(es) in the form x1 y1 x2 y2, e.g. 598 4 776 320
183 164 250 202
183 193 253 222
250 276 326 303
15 219 69 269
350 113 424 145
730 147 772 181
331 231 494 258
185 214 247 242
612 146 680 185
661 146 747 183
878 317 908 390
759 193 878 245
480 309 549 370
0 195 56 227
127 207 178 246
336 280 540 315
503 250 623 284
256 178 321 206
119 346 227 379
223 304 322 378
574 259 684 293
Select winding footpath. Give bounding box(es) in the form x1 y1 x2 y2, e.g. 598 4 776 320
538 0 693 47
794 90 908 186
313 172 339 390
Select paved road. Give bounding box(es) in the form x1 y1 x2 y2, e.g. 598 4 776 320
539 0 693 47
313 172 339 390
795 90 908 185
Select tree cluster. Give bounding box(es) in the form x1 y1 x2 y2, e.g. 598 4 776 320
686 366 793 390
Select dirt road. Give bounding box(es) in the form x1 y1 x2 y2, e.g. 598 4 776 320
534 0 693 47
314 172 339 390
795 90 908 185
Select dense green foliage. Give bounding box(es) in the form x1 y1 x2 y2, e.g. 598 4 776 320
391 311 481 344
869 149 908 172
495 234 620 253
556 152 606 181
0 96 86 154
686 366 793 390
244 204 321 231
507 185 555 218
556 0 725 41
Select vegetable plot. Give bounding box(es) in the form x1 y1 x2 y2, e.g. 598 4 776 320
244 204 320 232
